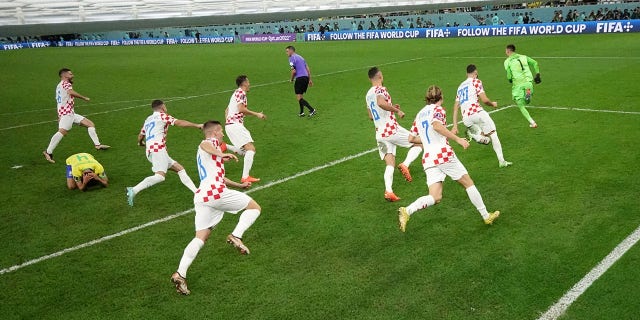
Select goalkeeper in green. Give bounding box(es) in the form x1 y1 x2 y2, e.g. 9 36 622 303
504 44 541 128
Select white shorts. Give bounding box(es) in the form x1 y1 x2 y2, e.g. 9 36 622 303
463 111 496 135
225 123 253 148
193 189 252 231
376 126 413 160
146 149 176 173
424 157 469 187
58 113 85 130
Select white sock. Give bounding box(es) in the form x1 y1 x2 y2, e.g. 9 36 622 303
177 169 198 193
407 195 435 215
242 150 255 178
466 185 489 219
402 146 422 167
490 132 505 162
46 132 64 154
177 237 205 278
384 165 394 192
132 174 165 194
87 126 101 146
231 209 260 239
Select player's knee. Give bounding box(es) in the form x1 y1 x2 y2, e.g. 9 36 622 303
154 174 166 182
246 200 261 212
432 194 443 203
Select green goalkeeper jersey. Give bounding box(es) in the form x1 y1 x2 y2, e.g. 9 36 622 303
504 53 539 86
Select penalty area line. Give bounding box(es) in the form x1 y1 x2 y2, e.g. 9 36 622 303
537 224 640 320
0 148 378 276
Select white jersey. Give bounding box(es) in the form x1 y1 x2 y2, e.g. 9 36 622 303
410 103 455 168
139 111 177 156
226 88 247 125
56 80 74 117
455 77 485 118
194 137 227 203
366 85 399 139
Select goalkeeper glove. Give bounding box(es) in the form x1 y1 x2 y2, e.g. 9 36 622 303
534 73 541 84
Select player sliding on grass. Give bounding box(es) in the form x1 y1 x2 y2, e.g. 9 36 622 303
504 44 541 128
171 120 261 295
398 85 500 232
366 67 422 202
451 64 512 168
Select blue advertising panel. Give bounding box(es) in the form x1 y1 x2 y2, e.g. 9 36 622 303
304 20 639 41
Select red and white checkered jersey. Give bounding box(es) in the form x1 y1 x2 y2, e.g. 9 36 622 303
366 86 399 139
410 103 455 167
226 88 247 125
455 78 485 118
139 111 177 156
194 138 227 203
56 80 74 117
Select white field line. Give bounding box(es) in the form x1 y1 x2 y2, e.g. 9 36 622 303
0 148 377 275
0 104 631 275
537 225 640 320
2 104 639 320
0 57 425 122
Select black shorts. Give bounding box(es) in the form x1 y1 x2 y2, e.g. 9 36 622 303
294 76 310 95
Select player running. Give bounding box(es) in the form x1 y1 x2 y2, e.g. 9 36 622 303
225 75 266 184
398 85 500 232
365 67 422 202
504 44 541 128
43 68 109 163
451 64 512 168
126 100 202 206
171 120 261 295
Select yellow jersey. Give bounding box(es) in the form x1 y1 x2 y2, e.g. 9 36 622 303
65 153 106 179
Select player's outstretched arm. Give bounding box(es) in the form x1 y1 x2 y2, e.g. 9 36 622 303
199 141 239 162
478 92 498 108
238 103 266 120
433 121 470 150
376 96 404 118
451 101 461 135
174 119 203 129
224 177 251 189
68 89 90 101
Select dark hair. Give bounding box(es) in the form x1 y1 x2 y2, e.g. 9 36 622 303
58 68 71 76
425 85 443 104
466 64 477 74
286 45 295 51
203 120 222 131
236 75 248 87
368 66 380 79
151 99 164 109
506 44 516 52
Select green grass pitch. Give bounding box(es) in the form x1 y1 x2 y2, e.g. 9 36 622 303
0 33 639 319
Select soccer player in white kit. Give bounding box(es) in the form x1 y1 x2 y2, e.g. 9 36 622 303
42 68 110 163
125 100 202 206
451 64 512 168
171 120 261 295
398 85 500 232
366 67 422 202
225 75 266 184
